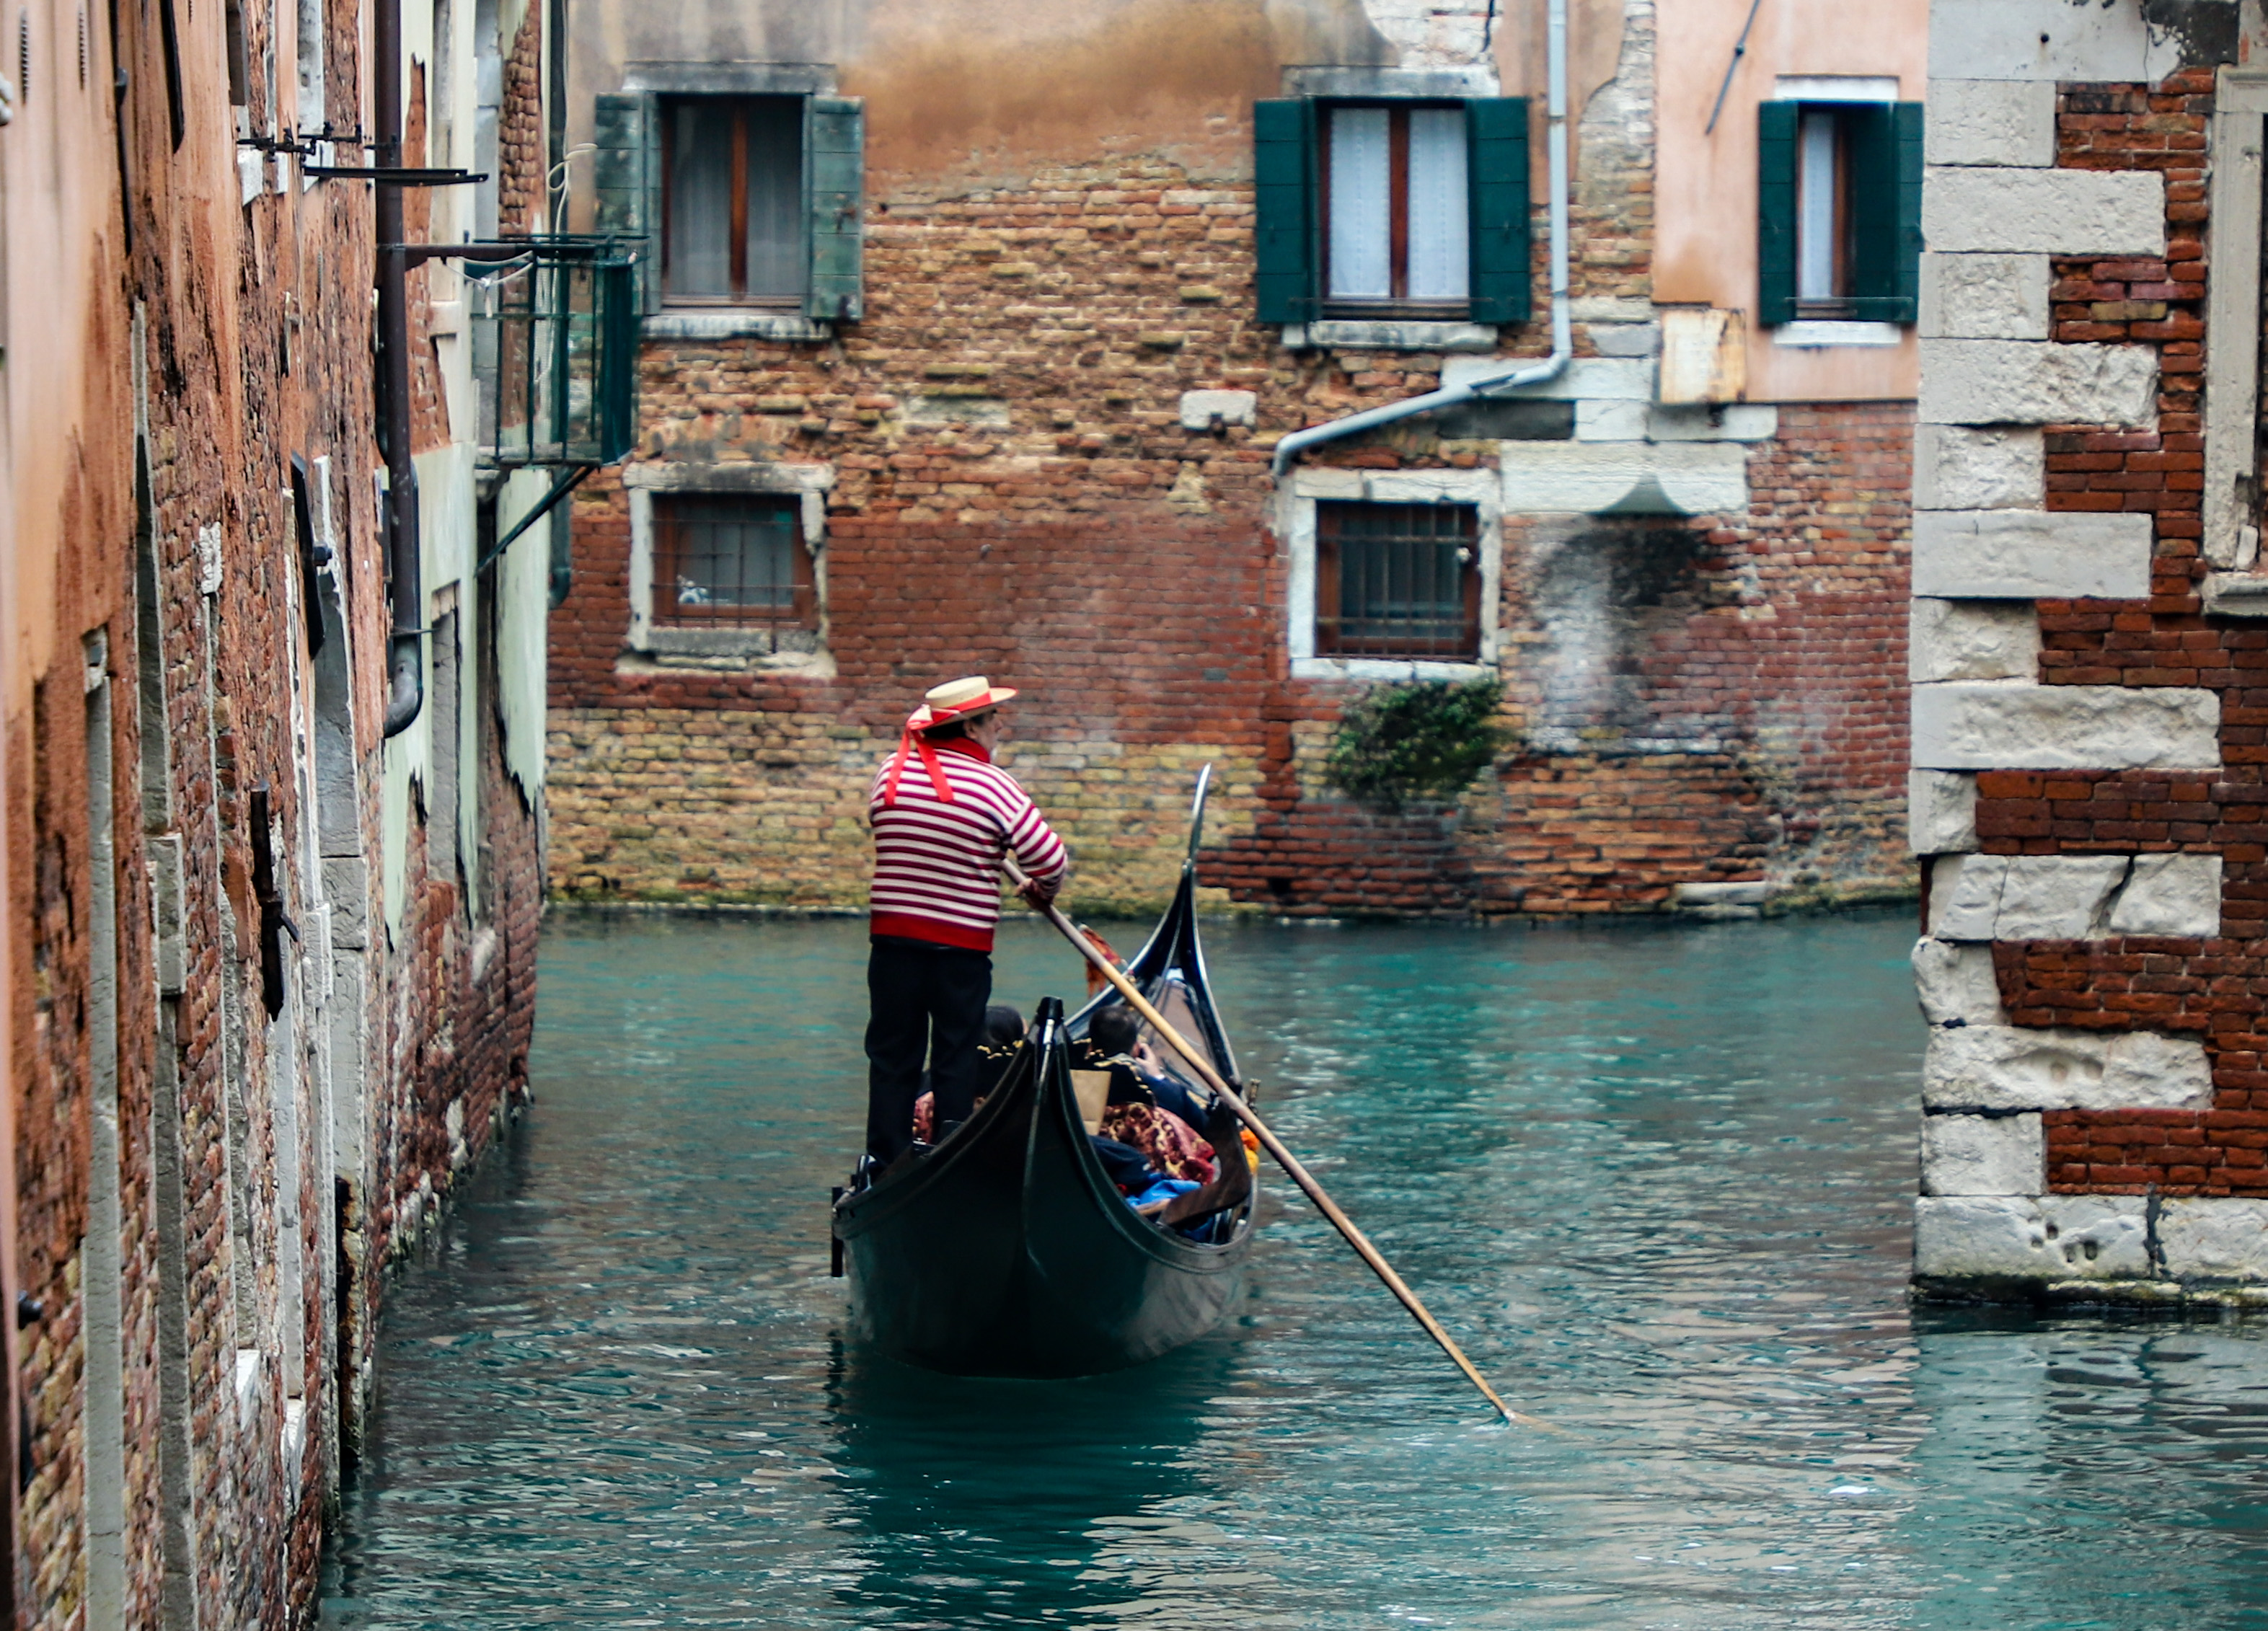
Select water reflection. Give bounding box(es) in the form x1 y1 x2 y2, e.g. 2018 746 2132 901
824 1338 1245 1627
318 911 2268 1629
1906 1309 2268 1630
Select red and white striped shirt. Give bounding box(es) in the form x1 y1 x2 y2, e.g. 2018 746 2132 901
868 739 1069 952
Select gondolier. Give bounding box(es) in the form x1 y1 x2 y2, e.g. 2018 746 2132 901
864 676 1069 1167
835 767 1263 1377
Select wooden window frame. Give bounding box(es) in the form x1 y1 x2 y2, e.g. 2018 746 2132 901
1314 500 1481 660
658 94 803 309
1318 99 1470 319
652 495 816 629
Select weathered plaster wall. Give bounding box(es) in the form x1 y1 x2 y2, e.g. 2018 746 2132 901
567 0 1634 200
0 0 138 1591
1653 0 1929 402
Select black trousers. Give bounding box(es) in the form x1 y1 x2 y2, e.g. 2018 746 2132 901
865 936 992 1163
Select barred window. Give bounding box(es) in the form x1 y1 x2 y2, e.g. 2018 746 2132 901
1315 500 1480 658
654 496 814 628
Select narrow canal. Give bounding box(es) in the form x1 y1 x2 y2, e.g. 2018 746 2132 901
319 911 2268 1629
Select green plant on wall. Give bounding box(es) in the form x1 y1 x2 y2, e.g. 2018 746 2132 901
1325 678 1509 813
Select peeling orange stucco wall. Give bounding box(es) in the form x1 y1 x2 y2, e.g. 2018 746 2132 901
1654 0 1929 403
569 0 1424 200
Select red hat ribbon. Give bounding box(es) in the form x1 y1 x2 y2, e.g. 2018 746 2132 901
881 712 956 808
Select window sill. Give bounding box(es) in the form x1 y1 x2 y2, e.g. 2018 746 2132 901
1281 319 1499 353
1772 320 1904 349
646 311 830 342
619 647 837 678
621 635 834 678
639 625 823 660
1293 656 1493 682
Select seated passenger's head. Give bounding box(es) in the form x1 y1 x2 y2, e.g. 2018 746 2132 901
1087 1006 1139 1056
984 1004 1028 1048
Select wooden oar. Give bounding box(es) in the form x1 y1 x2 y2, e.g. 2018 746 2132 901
1003 858 1542 1429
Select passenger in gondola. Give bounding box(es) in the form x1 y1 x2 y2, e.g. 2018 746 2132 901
977 1003 1027 1071
864 678 1068 1170
1076 1006 1211 1130
1075 1007 1217 1185
911 1004 1028 1143
1103 1105 1214 1185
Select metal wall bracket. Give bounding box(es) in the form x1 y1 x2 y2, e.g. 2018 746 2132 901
306 166 487 184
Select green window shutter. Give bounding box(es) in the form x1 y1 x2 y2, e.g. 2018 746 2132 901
1756 100 1799 328
1847 100 1924 323
1841 101 1914 322
1253 98 1317 325
1895 101 1925 314
1465 97 1531 325
594 92 661 314
806 95 865 322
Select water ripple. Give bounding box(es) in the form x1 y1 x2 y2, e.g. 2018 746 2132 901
319 912 2268 1630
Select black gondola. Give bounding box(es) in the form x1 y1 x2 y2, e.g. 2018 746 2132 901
832 771 1258 1378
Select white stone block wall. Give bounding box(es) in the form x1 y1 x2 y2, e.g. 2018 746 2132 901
1912 684 2219 771
1913 1195 2151 1281
1922 169 2166 256
1909 601 2040 684
2158 1201 2268 1280
1921 1024 2213 1110
1498 441 1749 516
1918 339 2161 427
1907 769 1980 850
1912 426 2044 510
1919 253 2051 342
1910 511 2152 599
1924 853 2223 941
1910 8 2262 1296
1923 1113 2045 1196
1925 80 2058 167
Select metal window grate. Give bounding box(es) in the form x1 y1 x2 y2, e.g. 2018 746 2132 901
656 497 813 627
1315 500 1479 658
469 236 640 469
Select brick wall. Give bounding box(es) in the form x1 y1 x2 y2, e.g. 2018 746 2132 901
1972 79 2251 1197
1909 28 2268 1295
498 0 546 232
1203 402 1913 915
550 95 1913 917
3 0 555 1618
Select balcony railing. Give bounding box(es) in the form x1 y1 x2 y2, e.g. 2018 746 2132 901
467 235 641 469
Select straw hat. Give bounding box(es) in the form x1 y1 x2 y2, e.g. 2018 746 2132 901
911 675 1017 733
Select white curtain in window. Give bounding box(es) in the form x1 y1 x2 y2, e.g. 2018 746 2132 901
1406 107 1468 301
744 97 807 300
1796 107 1838 301
1328 107 1391 300
667 102 734 297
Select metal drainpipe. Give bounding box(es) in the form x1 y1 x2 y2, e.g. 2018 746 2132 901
376 0 423 737
1270 0 1573 479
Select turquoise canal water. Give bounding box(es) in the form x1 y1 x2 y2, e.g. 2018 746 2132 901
319 911 2268 1630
